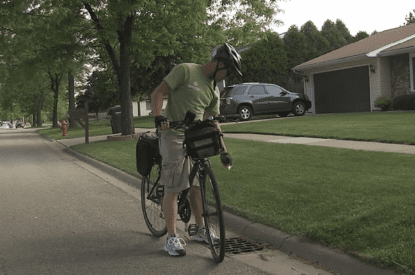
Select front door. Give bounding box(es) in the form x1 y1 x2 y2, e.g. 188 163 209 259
246 85 268 114
265 85 291 112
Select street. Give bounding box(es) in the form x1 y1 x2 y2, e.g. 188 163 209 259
0 128 333 275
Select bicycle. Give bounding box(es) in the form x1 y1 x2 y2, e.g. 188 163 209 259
141 116 226 263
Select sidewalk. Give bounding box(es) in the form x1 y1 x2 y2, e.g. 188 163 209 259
58 128 415 155
55 128 406 275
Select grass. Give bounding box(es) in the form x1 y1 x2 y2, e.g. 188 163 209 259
45 112 415 273
210 139 415 273
221 112 415 145
71 139 139 177
36 116 155 140
70 136 415 273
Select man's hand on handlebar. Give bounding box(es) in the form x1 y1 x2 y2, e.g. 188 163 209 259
155 115 170 130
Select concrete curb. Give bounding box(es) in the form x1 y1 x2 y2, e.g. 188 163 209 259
50 137 402 275
222 211 399 275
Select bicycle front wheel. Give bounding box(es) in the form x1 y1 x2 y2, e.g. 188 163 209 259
141 163 167 237
201 166 225 263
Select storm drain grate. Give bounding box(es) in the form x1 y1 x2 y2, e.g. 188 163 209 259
202 237 264 254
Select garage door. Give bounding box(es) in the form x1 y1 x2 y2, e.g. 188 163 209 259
314 66 370 114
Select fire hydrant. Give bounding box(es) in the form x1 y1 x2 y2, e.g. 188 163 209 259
60 119 68 136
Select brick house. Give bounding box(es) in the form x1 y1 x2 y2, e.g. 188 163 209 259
292 24 415 114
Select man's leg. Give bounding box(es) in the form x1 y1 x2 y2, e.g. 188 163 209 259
163 192 178 236
189 186 204 228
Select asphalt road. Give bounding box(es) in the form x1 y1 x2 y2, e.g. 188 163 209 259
0 128 334 275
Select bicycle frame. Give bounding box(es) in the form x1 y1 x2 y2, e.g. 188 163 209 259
145 157 210 216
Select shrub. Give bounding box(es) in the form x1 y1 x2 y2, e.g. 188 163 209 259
392 94 415 110
374 96 392 111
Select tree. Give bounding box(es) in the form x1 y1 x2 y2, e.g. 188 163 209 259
78 0 210 135
206 0 286 47
230 31 286 86
335 19 353 44
354 31 369 42
0 0 89 127
2 0 287 134
321 19 348 53
300 21 329 61
404 9 415 25
284 25 308 73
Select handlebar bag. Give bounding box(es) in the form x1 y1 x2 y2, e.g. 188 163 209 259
184 121 223 160
136 133 161 177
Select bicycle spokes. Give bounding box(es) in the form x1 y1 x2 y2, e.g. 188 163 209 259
141 164 167 237
201 167 225 263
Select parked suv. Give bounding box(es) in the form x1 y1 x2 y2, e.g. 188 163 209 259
220 83 312 120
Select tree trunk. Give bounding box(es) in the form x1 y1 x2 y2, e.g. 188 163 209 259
36 92 44 126
118 15 135 135
68 72 77 128
84 3 134 135
51 74 60 128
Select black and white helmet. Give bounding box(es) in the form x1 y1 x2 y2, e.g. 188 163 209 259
211 42 243 76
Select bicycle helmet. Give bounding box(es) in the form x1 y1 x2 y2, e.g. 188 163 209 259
211 42 243 77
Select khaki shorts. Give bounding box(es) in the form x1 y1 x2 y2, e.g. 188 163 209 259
159 129 199 193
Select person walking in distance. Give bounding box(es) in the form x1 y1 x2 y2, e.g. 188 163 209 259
150 43 242 256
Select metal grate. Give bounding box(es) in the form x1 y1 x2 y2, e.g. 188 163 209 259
202 237 264 254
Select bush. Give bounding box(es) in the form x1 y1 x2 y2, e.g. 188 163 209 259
374 96 392 111
392 94 415 110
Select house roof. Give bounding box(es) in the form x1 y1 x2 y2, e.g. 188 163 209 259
293 23 415 71
378 37 415 56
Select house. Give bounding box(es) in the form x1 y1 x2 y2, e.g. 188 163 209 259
292 23 415 114
133 96 168 117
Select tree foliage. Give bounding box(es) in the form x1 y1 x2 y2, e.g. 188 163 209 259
283 25 308 75
404 9 415 25
300 21 329 61
321 19 348 52
1 0 288 132
206 0 285 48
228 31 286 86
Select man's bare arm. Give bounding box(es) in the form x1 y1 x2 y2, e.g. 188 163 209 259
151 80 172 117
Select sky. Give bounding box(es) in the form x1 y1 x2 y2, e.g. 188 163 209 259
272 0 415 36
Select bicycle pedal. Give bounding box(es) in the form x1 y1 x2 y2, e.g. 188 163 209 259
156 186 164 197
187 224 199 236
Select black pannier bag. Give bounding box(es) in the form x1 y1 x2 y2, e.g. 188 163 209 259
184 121 224 160
136 132 161 177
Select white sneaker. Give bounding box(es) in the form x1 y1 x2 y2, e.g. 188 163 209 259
193 227 220 244
164 235 186 256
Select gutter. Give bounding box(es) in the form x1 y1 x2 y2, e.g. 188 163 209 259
293 54 369 72
291 69 307 78
377 46 415 57
367 34 415 57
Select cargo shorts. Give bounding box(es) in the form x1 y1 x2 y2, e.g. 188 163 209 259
159 129 199 193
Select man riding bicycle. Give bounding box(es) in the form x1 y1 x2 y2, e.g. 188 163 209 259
150 43 242 257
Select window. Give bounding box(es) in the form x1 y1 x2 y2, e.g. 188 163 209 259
266 86 282 96
230 86 248 96
248 85 266 95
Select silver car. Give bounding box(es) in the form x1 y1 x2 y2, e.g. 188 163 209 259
220 83 312 120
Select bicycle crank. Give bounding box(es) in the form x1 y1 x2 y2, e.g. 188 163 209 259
178 197 191 223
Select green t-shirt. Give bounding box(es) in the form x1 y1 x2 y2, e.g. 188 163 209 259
163 63 219 122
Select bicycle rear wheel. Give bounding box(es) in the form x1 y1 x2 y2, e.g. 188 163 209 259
201 166 225 263
141 163 167 237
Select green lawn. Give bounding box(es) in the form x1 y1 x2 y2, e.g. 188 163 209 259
36 116 155 140
47 112 415 273
221 112 415 145
70 136 415 273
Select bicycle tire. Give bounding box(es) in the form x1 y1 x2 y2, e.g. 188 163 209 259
200 165 225 263
141 163 167 237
